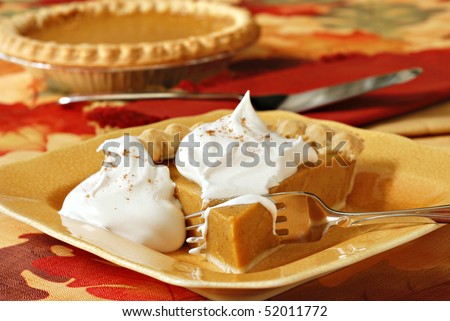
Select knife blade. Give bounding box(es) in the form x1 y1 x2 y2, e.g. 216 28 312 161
58 67 422 113
267 67 422 112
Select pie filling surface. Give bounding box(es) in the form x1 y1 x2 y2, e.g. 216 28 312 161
25 12 232 45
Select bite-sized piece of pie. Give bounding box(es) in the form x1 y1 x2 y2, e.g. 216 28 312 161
0 0 259 67
187 195 281 274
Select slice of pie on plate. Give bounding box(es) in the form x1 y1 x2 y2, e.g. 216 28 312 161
138 92 365 273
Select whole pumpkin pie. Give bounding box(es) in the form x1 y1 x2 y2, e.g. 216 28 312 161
138 92 365 273
0 0 259 67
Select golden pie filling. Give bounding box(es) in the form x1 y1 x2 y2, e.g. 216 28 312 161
0 0 259 67
201 203 281 273
25 12 232 45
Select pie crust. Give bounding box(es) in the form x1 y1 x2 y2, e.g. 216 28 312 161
0 0 259 67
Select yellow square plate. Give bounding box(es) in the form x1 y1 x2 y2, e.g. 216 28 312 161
0 110 449 300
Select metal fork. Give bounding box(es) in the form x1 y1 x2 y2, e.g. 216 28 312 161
185 191 450 244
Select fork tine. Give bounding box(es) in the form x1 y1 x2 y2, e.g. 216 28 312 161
186 236 204 244
185 211 204 220
186 223 204 231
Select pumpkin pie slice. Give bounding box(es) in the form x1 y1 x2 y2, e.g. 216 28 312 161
138 94 364 273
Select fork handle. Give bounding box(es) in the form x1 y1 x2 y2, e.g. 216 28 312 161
346 206 450 225
58 92 243 105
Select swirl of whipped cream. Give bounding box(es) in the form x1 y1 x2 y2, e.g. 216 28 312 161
176 91 317 201
59 135 185 253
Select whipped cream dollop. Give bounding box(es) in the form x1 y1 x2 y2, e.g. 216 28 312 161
59 135 186 253
176 91 316 201
187 194 277 255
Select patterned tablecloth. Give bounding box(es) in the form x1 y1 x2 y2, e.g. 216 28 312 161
1 0 450 301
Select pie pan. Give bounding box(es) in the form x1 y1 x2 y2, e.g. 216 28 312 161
0 51 232 94
0 0 259 94
0 110 448 300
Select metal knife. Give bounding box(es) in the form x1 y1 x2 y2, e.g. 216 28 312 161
58 67 422 112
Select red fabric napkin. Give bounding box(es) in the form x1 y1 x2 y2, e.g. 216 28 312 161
115 49 450 127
